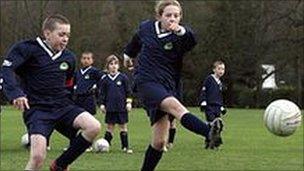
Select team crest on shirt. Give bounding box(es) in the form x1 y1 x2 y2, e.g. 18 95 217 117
164 42 173 50
116 81 122 86
59 62 69 71
85 74 90 79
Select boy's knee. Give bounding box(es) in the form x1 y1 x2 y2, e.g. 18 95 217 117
152 139 166 151
86 120 101 137
31 153 45 167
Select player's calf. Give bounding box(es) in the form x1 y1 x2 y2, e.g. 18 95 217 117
50 160 69 171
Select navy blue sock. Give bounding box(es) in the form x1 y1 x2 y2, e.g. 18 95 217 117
56 133 92 168
141 145 163 171
120 131 129 149
180 113 210 137
168 128 176 143
104 131 113 145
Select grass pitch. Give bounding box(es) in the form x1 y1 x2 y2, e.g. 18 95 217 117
0 106 303 170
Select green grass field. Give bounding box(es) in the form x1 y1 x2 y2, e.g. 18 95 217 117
0 106 303 171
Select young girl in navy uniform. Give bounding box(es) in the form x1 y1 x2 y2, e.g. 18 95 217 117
123 0 223 170
99 55 133 154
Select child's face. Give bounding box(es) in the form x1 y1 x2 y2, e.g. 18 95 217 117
108 60 119 73
159 5 181 31
213 64 225 78
43 22 70 52
81 54 93 67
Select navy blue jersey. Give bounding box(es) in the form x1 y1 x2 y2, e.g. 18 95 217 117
199 75 224 106
73 66 104 95
124 20 196 91
0 72 3 112
98 72 131 112
2 37 76 109
0 72 3 92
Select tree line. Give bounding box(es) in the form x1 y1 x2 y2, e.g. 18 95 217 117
1 0 303 108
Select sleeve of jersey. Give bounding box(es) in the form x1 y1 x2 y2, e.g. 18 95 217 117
93 70 105 98
65 57 76 91
124 31 142 58
0 71 3 97
2 43 29 101
123 74 133 100
181 26 197 53
198 78 209 105
97 77 107 106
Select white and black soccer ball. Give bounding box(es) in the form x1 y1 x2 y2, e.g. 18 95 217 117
93 138 110 152
264 99 302 137
21 133 30 147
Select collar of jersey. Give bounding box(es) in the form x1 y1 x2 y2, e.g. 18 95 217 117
107 72 120 81
80 66 92 75
36 37 63 60
155 21 172 39
211 74 221 85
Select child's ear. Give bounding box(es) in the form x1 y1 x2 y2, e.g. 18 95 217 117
43 29 51 39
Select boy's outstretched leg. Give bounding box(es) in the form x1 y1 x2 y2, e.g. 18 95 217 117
161 97 223 149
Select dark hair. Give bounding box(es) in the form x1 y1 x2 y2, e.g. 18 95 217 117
82 51 94 59
42 14 70 31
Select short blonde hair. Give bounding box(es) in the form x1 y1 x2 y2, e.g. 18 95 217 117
155 0 182 17
105 55 120 70
42 14 70 32
213 60 225 69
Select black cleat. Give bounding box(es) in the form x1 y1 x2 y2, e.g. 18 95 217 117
208 118 224 149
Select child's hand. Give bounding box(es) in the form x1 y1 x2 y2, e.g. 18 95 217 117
220 106 227 115
100 105 106 114
13 96 30 111
123 54 134 71
126 103 132 112
200 101 207 112
168 23 185 36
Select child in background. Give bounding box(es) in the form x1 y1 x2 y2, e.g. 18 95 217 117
99 55 133 154
199 60 226 149
65 51 104 152
73 51 104 116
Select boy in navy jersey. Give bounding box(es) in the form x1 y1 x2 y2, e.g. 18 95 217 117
123 0 223 170
199 60 226 149
99 55 133 154
73 51 104 115
1 14 101 171
61 51 104 152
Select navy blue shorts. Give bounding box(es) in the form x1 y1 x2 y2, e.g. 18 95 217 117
105 112 128 124
205 105 221 122
136 82 174 125
75 95 96 115
23 105 85 140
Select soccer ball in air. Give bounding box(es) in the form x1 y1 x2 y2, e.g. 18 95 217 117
93 138 110 152
264 99 302 136
21 133 30 147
